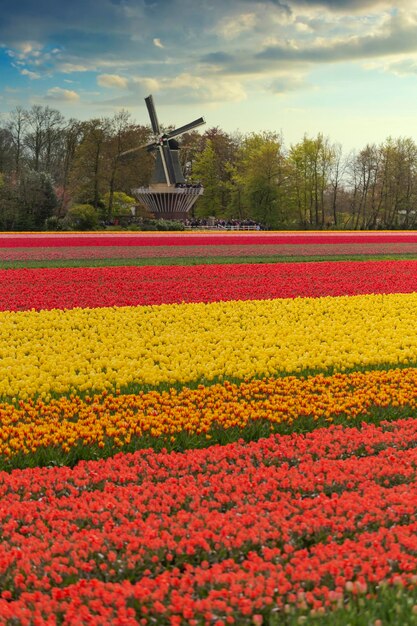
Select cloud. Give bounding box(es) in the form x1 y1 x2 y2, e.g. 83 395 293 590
289 0 407 11
98 71 246 109
256 10 417 64
6 41 41 60
57 62 89 73
269 73 308 92
97 73 129 88
2 0 417 108
197 6 417 79
132 76 161 91
217 12 257 39
168 72 247 103
46 87 80 102
20 68 41 79
384 58 417 75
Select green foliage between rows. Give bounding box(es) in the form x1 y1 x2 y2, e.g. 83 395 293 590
1 253 417 270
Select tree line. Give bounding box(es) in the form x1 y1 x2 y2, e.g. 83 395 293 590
1 104 417 230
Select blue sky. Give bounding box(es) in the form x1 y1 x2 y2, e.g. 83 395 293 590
2 0 417 152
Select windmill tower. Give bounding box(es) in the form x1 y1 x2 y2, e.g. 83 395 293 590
120 95 205 220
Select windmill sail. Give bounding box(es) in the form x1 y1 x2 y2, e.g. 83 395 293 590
119 95 205 186
145 95 160 135
166 117 205 140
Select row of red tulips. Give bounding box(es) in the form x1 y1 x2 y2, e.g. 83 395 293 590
2 260 417 310
0 419 417 622
3 231 417 247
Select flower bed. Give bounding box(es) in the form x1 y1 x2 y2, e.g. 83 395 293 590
4 242 417 261
3 231 417 247
1 420 417 623
2 259 417 310
1 291 417 400
2 234 417 623
0 367 416 466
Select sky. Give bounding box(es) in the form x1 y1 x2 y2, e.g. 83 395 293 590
1 0 417 152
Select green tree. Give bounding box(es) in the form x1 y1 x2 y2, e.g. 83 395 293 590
0 177 19 230
192 140 224 217
103 112 153 218
18 170 58 230
379 137 417 228
69 118 111 209
289 134 336 228
0 129 14 174
102 191 136 220
231 132 293 228
200 127 240 215
66 203 99 230
69 115 153 220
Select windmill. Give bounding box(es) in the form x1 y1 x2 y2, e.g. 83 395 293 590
120 95 206 219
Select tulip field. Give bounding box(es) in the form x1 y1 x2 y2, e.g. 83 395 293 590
5 231 417 624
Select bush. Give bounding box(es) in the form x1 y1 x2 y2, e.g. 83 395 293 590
67 204 100 230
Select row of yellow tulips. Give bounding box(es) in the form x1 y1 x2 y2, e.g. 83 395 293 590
1 292 417 399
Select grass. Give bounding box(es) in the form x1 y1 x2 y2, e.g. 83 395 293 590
266 584 417 625
2 253 417 269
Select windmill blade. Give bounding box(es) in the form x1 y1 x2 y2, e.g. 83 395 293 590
157 145 171 185
166 117 205 140
162 144 176 185
118 142 156 158
145 95 161 135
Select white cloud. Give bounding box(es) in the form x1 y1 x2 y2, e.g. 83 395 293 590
97 73 128 88
153 38 164 49
58 62 89 73
217 12 257 39
295 21 313 33
7 41 43 61
169 72 246 102
132 76 161 92
46 87 80 102
269 73 308 93
20 68 41 79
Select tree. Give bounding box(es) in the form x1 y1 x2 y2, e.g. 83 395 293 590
327 143 346 228
69 115 153 220
192 140 224 217
102 111 153 218
200 127 240 214
55 119 83 215
0 174 20 230
289 134 336 228
0 127 14 174
346 144 382 229
102 191 136 220
231 132 292 228
66 203 99 230
18 170 59 230
379 137 417 228
69 118 111 209
6 107 27 175
24 105 65 172
178 129 204 180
